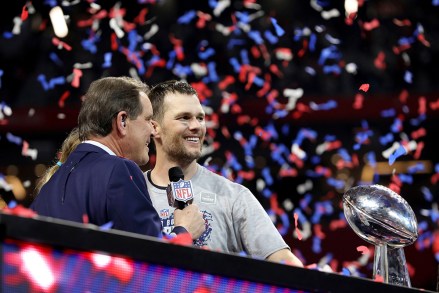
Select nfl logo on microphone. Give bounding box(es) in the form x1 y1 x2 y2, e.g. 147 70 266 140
172 180 194 202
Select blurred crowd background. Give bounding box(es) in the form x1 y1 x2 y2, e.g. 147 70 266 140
0 0 438 290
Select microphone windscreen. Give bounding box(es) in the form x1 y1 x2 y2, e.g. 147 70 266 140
168 166 184 182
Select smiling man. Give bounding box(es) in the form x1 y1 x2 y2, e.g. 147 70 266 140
145 80 303 266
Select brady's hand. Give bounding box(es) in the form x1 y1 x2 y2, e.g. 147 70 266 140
173 203 205 240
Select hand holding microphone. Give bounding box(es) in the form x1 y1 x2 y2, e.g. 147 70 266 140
167 166 205 239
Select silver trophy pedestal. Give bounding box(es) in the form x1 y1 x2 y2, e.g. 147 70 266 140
343 185 418 287
374 245 411 287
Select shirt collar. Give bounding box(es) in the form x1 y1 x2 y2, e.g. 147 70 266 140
82 140 116 156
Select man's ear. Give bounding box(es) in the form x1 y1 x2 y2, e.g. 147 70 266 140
116 112 128 134
151 120 160 138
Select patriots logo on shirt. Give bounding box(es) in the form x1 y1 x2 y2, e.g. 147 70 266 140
193 210 213 247
158 208 213 247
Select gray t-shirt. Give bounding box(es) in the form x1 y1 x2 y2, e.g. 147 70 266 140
144 164 290 259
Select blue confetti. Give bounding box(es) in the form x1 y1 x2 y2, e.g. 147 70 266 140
240 49 250 65
379 133 394 145
323 64 342 74
388 145 407 165
310 99 338 110
390 117 403 133
49 52 63 66
312 236 322 253
166 51 176 69
261 167 274 185
248 30 264 45
404 70 413 84
318 46 341 65
8 200 17 209
309 33 317 52
199 47 215 60
99 221 114 230
270 17 285 37
326 177 345 189
421 186 433 202
177 10 197 24
409 114 426 126
6 133 22 145
381 108 396 118
229 57 241 72
227 38 246 50
102 52 112 68
48 76 66 89
235 12 251 24
366 151 377 167
305 66 316 75
264 30 278 44
399 174 413 184
407 162 425 173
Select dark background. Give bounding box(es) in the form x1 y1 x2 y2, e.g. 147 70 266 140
0 0 438 290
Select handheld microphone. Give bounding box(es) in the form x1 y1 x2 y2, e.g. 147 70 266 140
166 166 194 209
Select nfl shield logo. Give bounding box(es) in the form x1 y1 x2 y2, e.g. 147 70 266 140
171 179 194 202
160 209 170 218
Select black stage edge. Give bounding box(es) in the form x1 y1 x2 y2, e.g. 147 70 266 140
0 212 433 293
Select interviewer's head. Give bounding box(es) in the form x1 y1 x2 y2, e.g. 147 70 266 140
78 76 155 165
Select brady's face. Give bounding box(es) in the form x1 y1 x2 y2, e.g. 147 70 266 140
156 92 206 164
125 92 155 166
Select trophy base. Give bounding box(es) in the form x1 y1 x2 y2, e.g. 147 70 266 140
373 245 411 287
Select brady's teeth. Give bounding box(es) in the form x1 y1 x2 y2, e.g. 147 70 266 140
186 137 199 142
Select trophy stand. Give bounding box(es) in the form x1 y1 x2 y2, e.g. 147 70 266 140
343 184 418 288
374 245 411 287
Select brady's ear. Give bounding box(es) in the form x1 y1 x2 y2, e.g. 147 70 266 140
151 119 160 138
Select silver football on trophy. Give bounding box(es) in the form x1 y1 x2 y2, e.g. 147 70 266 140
343 184 418 247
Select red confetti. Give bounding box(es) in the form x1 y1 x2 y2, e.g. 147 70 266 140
352 93 364 109
418 96 427 115
218 75 235 90
413 141 424 160
374 274 384 283
196 11 211 29
293 213 303 240
362 19 380 31
134 8 148 24
167 232 193 246
313 224 326 239
169 35 184 61
398 89 409 103
58 91 70 108
359 83 370 92
411 128 426 140
52 37 72 51
21 4 29 21
329 219 347 230
429 99 439 110
356 245 369 255
251 45 261 58
256 74 271 97
393 19 412 27
373 51 386 70
3 204 37 218
71 68 83 88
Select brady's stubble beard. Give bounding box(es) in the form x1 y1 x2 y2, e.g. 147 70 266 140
162 132 204 166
